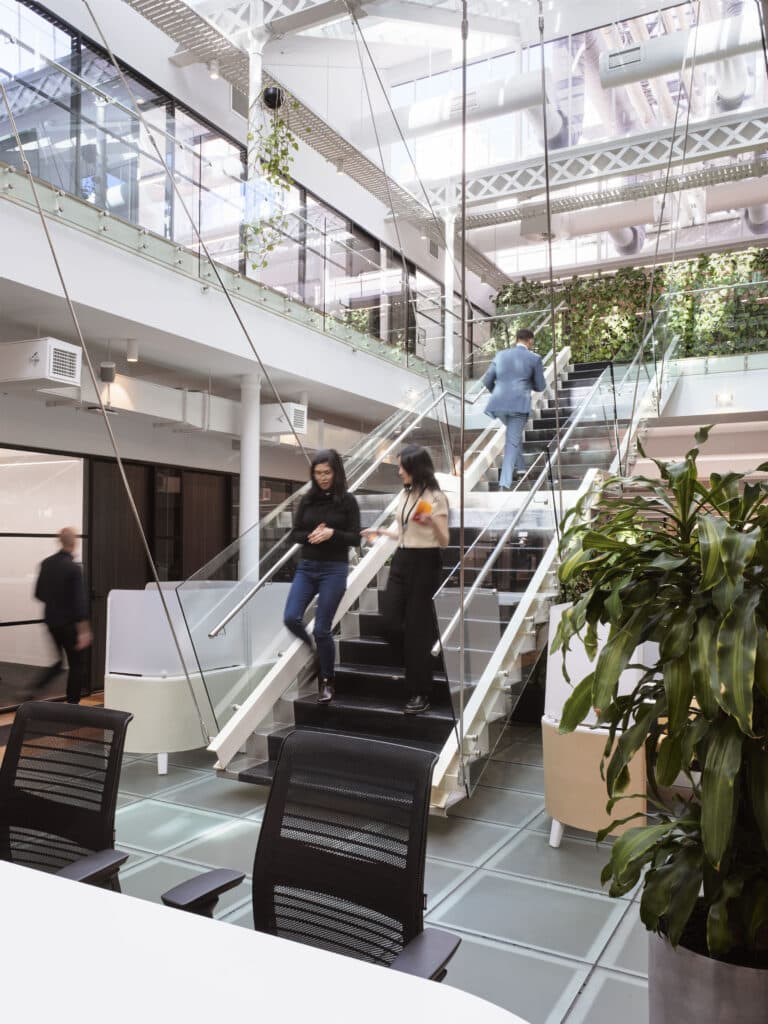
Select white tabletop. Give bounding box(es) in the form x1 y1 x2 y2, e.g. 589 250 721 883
1 862 527 1023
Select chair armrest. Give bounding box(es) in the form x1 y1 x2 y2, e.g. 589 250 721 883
161 868 245 918
56 849 129 886
389 928 461 981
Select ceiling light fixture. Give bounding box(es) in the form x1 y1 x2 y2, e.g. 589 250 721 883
126 338 139 363
208 60 220 81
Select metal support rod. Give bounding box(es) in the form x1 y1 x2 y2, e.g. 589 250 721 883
456 0 469 774
537 1 564 522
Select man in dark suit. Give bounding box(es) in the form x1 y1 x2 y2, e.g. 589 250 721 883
482 328 546 489
34 527 91 704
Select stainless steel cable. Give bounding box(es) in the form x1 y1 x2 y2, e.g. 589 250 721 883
537 0 564 522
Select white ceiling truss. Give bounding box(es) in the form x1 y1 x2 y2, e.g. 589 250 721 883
461 156 768 232
425 107 768 210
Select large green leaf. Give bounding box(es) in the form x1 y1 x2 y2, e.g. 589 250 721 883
690 615 719 720
578 530 633 553
701 718 743 869
694 425 714 445
606 696 666 796
719 524 759 581
748 743 768 855
592 610 645 718
715 588 761 734
665 848 706 947
663 657 694 738
697 514 728 591
656 734 683 788
607 821 686 893
640 847 702 944
558 673 595 734
660 609 695 663
707 877 744 955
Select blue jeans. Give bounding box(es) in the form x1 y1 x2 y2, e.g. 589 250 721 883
499 412 528 488
283 559 348 679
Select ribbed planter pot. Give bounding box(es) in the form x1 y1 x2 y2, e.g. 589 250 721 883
649 932 768 1024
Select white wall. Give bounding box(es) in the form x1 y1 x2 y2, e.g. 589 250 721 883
0 197 432 414
661 367 768 418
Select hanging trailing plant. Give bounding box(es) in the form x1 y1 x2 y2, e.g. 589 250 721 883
242 89 302 271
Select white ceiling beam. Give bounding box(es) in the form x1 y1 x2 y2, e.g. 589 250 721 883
266 0 364 36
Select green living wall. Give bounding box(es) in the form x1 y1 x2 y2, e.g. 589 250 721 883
493 247 768 365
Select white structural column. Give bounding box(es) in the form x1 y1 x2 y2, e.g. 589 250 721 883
245 2 270 256
240 373 262 577
442 211 456 372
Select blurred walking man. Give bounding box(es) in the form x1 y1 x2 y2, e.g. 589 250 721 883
34 527 91 703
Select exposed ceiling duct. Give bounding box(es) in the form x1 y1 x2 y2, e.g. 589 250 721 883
599 8 761 88
355 70 567 150
468 176 768 253
714 0 748 112
609 225 647 256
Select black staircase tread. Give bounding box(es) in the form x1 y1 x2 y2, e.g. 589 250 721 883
238 759 278 785
294 691 455 720
335 662 449 685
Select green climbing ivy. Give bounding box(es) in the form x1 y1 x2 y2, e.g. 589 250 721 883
494 247 768 363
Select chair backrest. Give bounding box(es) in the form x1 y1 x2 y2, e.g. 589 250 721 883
0 702 133 872
252 731 436 966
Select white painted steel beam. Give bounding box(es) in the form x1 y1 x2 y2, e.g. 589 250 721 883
424 107 768 209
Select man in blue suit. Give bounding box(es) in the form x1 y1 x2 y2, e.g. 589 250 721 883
482 328 546 489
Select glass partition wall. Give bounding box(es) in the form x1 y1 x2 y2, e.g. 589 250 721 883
0 448 85 709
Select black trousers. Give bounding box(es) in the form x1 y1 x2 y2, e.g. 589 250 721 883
380 547 442 700
41 623 86 704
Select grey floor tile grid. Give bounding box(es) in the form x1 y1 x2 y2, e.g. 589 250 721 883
115 728 648 1024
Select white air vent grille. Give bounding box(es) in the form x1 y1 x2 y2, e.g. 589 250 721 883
290 404 307 432
49 345 78 382
607 46 642 70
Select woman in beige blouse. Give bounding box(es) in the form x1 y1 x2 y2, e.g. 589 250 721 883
362 444 449 715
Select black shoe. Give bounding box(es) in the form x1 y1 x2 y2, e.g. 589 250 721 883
404 695 430 715
317 679 334 703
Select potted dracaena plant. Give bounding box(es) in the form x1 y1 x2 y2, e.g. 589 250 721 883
551 427 768 1023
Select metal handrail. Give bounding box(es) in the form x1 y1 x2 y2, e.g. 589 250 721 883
206 383 457 637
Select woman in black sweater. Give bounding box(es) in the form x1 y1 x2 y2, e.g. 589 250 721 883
283 449 360 703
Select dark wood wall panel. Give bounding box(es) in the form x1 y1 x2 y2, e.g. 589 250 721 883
89 460 152 689
181 470 229 578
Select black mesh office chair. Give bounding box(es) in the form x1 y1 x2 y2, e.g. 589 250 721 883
162 731 461 981
0 701 133 885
